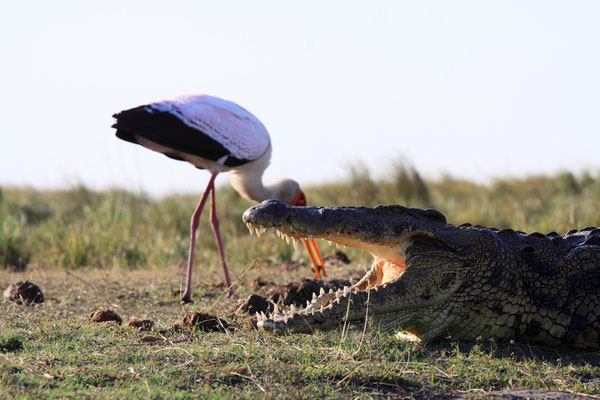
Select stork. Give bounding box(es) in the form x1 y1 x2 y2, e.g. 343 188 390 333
112 95 325 303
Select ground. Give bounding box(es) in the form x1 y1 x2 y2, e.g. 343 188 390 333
1 256 599 399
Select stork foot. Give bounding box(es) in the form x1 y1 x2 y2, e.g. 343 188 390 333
180 294 193 305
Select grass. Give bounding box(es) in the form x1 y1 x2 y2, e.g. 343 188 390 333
1 166 600 398
3 167 599 272
1 266 599 399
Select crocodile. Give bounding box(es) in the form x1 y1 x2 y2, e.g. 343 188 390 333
242 200 600 349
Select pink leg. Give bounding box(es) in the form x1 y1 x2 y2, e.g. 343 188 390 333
209 184 233 297
180 172 217 303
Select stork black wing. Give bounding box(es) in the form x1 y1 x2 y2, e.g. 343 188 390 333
112 105 248 168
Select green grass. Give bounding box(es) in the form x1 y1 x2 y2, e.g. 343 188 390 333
1 267 598 398
2 168 599 271
1 167 600 398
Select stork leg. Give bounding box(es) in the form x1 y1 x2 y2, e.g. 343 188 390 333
311 237 327 278
180 172 217 304
209 184 233 297
301 239 322 280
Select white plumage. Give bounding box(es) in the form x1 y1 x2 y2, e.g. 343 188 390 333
148 95 270 162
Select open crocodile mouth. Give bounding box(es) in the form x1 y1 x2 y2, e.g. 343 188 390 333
244 220 410 326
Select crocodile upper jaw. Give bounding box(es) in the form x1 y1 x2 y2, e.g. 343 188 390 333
243 217 409 289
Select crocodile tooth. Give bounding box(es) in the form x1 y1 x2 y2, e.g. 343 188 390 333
312 292 317 300
329 288 334 293
336 290 341 298
285 234 290 244
255 228 262 237
306 300 311 308
311 308 315 315
336 243 340 248
290 304 297 314
343 286 350 295
260 311 267 321
259 224 264 233
308 234 313 242
255 312 261 321
328 241 333 246
319 287 325 296
273 303 279 313
292 237 298 249
247 223 253 235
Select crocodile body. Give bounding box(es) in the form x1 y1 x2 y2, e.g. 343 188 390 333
243 200 600 348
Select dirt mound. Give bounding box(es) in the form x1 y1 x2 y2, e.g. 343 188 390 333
323 250 351 265
182 312 230 332
235 294 274 316
88 309 123 325
126 318 154 331
267 278 352 307
3 281 44 305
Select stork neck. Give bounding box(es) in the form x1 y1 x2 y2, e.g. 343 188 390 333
228 144 272 202
229 165 270 202
228 144 299 204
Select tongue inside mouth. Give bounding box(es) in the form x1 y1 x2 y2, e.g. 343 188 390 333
353 258 407 292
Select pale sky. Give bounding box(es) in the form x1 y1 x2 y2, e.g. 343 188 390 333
1 1 599 196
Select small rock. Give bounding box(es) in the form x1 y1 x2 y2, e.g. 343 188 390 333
126 318 154 331
235 294 274 316
182 312 230 332
3 281 44 305
88 309 123 325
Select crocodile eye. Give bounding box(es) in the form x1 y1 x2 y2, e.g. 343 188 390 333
422 208 447 225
